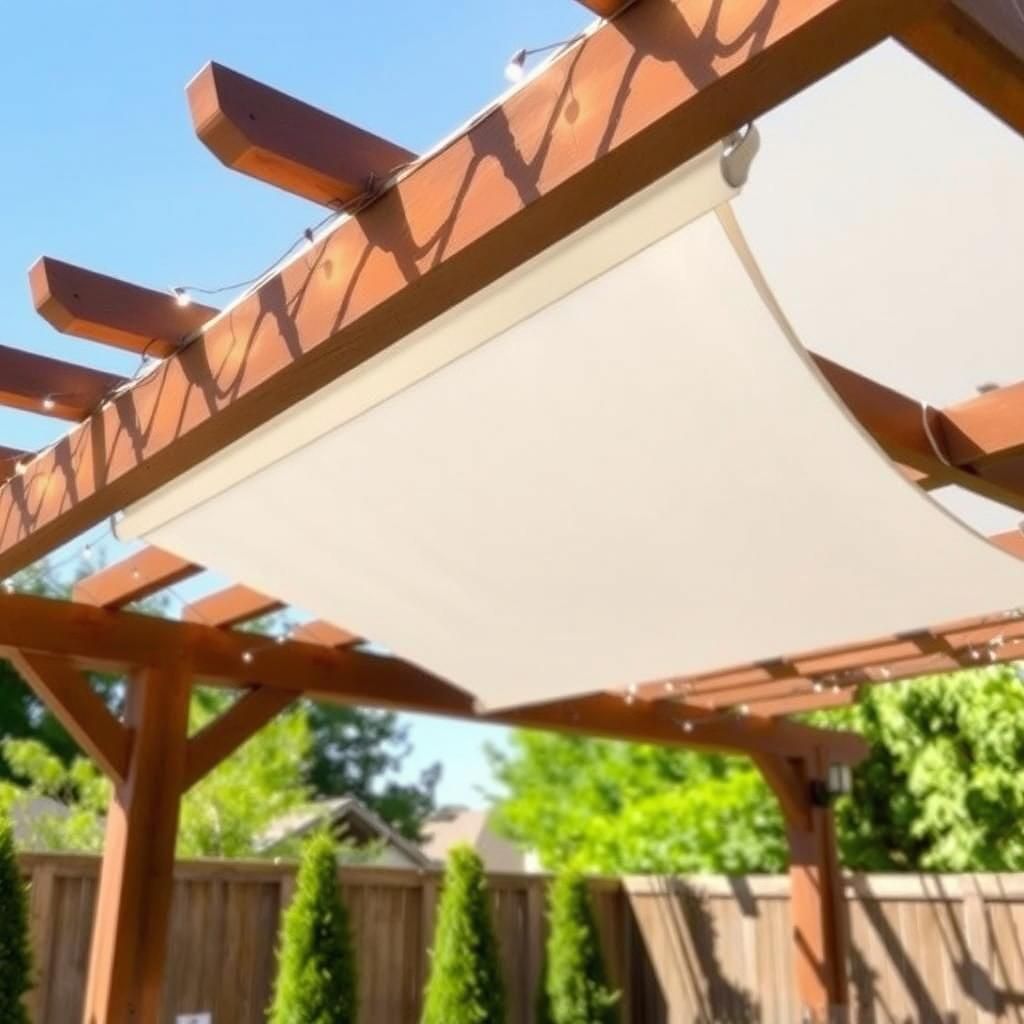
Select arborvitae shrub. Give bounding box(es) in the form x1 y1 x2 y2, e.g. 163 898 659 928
541 871 618 1024
269 831 357 1024
422 844 506 1024
0 815 31 1024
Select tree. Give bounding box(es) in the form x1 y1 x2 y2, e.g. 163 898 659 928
177 689 313 858
0 813 32 1023
819 665 1024 871
491 667 1024 875
488 733 785 874
422 845 506 1024
269 831 357 1024
305 703 440 840
541 872 618 1024
0 689 313 858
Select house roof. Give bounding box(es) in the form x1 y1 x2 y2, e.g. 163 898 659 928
258 796 433 868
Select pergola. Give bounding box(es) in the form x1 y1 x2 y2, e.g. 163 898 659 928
0 1 1021 1021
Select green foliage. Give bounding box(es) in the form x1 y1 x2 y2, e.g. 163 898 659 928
0 739 109 852
541 872 618 1024
305 703 440 840
0 689 312 858
0 815 32 1023
817 666 1024 871
177 689 312 858
269 832 357 1024
488 734 786 874
422 845 506 1024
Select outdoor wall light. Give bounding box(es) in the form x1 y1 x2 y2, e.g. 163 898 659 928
828 762 853 797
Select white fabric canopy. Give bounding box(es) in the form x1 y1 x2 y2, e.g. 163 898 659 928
119 141 1024 711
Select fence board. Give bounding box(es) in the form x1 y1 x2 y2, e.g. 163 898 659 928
16 854 1024 1023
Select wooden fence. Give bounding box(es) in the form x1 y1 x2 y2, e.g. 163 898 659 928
18 853 1024 1023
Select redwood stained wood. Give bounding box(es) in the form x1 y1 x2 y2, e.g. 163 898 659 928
0 0 938 574
72 547 201 608
182 685 295 791
29 257 218 358
0 591 866 762
83 665 191 1024
288 619 360 647
0 445 28 481
898 1 1024 135
6 651 131 783
0 344 123 421
764 748 850 1022
182 584 284 628
187 62 417 207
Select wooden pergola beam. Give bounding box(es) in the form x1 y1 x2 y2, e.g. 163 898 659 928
0 0 939 575
572 0 627 16
187 62 417 207
289 619 360 647
182 583 284 628
72 547 201 609
0 590 865 762
5 650 131 783
898 0 1024 135
29 257 218 358
0 345 123 421
0 446 28 482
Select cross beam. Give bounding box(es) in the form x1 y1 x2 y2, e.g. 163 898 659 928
0 589 866 763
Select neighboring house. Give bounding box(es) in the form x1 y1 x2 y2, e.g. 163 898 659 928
421 806 536 872
9 796 70 847
258 796 433 869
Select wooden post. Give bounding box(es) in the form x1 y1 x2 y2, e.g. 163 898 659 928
82 666 191 1024
758 748 849 1024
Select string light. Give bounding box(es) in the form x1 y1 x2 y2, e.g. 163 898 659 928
2 579 13 594
241 650 255 665
14 460 28 476
41 396 56 412
504 36 582 84
172 287 192 308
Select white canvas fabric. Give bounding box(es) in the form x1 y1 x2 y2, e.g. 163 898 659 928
119 147 1024 711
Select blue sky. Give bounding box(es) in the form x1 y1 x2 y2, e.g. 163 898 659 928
0 0 591 806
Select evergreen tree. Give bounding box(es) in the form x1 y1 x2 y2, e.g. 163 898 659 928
269 831 357 1024
0 815 31 1024
422 845 505 1024
542 871 618 1024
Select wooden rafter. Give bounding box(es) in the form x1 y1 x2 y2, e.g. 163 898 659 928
187 62 416 207
72 547 201 609
182 584 283 628
898 0 1024 135
0 344 123 421
6 650 131 783
0 590 866 762
29 257 218 358
289 620 360 647
0 0 940 575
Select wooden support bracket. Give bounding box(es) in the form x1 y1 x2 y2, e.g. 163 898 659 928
7 650 131 784
182 685 296 791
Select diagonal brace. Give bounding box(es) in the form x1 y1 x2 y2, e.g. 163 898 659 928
182 685 296 792
7 650 132 784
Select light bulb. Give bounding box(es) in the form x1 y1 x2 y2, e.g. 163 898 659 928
2 579 14 594
42 396 55 412
172 287 192 308
681 720 694 734
242 650 255 665
504 48 527 83
14 461 27 476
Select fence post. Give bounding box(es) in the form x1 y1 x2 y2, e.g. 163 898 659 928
27 861 56 1023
